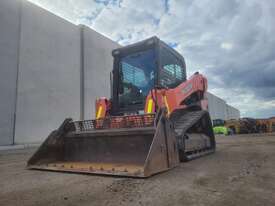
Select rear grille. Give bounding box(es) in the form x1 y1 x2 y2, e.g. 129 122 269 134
73 114 155 132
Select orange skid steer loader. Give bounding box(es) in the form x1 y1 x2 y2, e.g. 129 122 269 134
28 37 215 177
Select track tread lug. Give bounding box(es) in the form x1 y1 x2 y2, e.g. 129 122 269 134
171 110 216 162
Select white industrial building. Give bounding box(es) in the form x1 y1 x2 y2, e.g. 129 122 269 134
207 93 240 121
0 0 240 146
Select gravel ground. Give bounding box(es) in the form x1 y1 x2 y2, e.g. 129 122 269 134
1 134 275 206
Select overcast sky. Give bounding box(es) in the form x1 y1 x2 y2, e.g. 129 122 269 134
28 0 275 118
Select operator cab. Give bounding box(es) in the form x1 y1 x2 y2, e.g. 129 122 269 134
111 36 187 115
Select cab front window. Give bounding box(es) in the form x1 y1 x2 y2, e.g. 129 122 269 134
118 49 156 108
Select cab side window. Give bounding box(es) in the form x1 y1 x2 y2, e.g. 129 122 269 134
160 47 185 88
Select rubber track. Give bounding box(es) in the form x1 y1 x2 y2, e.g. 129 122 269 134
172 110 215 161
173 111 207 136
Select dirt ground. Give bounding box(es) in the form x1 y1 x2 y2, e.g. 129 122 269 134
1 134 275 206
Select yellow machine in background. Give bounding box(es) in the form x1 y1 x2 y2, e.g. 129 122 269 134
214 117 275 135
270 118 275 132
256 117 275 133
225 118 257 134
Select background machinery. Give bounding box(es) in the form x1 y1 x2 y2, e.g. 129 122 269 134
256 117 275 133
225 118 258 134
28 37 216 177
212 119 229 135
256 119 269 133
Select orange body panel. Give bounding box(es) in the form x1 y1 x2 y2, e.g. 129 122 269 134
144 73 208 115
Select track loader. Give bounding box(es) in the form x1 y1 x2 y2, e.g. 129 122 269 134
28 37 216 177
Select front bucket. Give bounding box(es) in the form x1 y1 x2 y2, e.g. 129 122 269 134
28 113 180 177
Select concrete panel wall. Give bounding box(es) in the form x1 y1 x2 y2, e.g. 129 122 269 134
207 92 240 121
14 1 81 144
226 105 240 120
0 0 21 145
207 92 227 120
82 26 119 119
